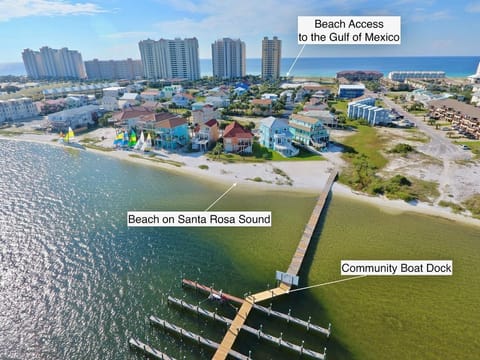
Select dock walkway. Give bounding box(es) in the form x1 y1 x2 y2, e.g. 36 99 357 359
168 296 326 359
182 279 330 337
213 169 338 360
128 338 176 360
149 316 249 360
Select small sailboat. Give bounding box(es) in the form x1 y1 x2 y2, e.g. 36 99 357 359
134 131 145 150
141 133 152 152
128 130 137 148
59 127 85 149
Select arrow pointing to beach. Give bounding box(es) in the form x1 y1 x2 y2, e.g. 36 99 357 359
204 183 237 211
286 44 306 77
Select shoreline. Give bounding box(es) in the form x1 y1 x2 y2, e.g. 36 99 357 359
1 132 479 228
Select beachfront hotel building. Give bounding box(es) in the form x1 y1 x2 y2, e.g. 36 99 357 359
22 47 86 80
262 36 281 80
336 70 383 81
211 38 246 79
387 71 445 82
138 38 200 81
429 98 480 139
84 58 143 80
0 98 38 123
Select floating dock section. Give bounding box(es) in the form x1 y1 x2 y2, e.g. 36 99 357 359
128 338 176 360
149 316 249 360
168 296 326 359
182 279 331 337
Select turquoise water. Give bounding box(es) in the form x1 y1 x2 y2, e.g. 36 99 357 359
3 56 479 77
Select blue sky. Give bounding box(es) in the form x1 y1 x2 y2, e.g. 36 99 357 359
1 0 479 62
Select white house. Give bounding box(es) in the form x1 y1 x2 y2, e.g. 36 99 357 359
48 105 100 130
261 93 279 102
101 96 119 111
140 90 162 102
205 95 230 108
192 103 218 124
0 98 38 123
103 86 126 98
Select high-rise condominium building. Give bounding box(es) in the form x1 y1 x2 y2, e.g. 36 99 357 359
211 38 246 79
22 46 86 80
138 38 200 80
84 58 143 80
262 36 281 79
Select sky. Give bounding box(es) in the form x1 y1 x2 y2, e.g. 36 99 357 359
1 0 479 63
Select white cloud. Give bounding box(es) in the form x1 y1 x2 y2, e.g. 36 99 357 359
466 2 480 13
0 0 105 21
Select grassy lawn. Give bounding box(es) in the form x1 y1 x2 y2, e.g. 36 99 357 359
328 100 349 115
340 124 388 169
270 147 324 161
454 140 480 158
208 143 324 163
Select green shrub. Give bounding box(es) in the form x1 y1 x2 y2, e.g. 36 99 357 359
198 164 209 170
388 143 415 154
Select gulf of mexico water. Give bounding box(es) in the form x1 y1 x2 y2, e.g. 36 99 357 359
2 56 479 78
0 139 479 359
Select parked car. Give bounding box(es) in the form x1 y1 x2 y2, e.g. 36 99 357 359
460 144 471 150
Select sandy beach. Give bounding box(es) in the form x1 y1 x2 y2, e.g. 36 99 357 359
1 124 479 228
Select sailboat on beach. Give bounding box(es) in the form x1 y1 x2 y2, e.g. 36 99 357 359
134 131 144 150
59 127 85 149
141 133 152 152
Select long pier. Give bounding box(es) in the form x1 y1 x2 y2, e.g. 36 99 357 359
168 296 326 359
182 279 331 337
149 316 249 360
213 169 338 360
286 169 338 276
128 338 176 360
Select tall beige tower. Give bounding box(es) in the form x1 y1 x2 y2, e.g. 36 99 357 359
261 36 281 80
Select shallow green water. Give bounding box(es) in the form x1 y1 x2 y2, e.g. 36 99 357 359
0 139 478 359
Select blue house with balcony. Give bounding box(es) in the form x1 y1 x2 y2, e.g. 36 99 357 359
154 117 190 149
259 116 299 157
289 114 330 150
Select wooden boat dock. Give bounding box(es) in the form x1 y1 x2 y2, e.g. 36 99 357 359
129 169 338 360
128 338 176 360
213 169 338 360
182 279 331 337
149 316 249 360
168 296 326 359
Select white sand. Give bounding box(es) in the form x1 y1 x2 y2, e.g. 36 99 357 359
1 126 479 228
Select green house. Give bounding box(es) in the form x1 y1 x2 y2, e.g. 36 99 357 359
289 114 329 149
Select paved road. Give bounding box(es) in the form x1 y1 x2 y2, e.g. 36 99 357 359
380 95 471 161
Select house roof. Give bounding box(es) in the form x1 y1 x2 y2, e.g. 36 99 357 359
139 112 178 123
289 122 312 132
251 99 272 105
112 106 153 121
141 90 160 95
430 98 480 119
121 93 140 100
260 116 288 129
204 119 218 127
290 114 320 125
156 117 188 129
223 121 253 138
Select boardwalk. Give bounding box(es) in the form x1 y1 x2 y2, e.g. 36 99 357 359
213 169 338 360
